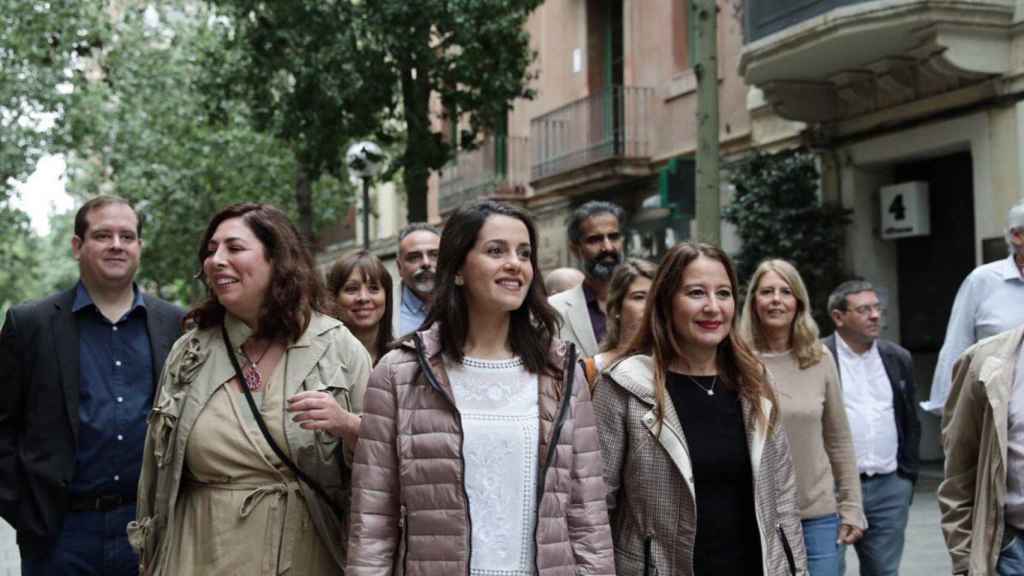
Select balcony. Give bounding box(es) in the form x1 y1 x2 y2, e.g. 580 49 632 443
438 136 529 215
740 0 1015 125
530 86 655 193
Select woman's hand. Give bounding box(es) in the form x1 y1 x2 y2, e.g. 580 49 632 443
287 390 361 447
837 523 863 544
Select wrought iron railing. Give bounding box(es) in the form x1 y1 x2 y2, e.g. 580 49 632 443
438 135 529 214
529 85 654 181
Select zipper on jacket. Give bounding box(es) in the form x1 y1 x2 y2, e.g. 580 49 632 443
532 343 577 575
414 334 473 576
399 504 410 575
643 532 651 573
777 522 797 576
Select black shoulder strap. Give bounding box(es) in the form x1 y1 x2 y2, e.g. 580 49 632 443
221 324 345 519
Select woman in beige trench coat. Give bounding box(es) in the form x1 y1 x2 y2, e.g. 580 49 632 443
129 203 371 575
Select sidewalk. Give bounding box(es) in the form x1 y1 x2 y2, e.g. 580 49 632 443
844 465 952 575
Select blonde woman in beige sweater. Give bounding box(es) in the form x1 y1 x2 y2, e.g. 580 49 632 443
740 259 866 576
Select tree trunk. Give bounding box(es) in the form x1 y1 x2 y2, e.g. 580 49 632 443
294 160 316 246
400 56 433 223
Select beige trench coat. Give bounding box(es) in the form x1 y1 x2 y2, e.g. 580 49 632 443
939 326 1024 575
128 312 371 575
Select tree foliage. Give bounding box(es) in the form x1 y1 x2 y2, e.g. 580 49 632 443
722 149 852 326
0 1 105 307
205 0 543 222
0 200 39 310
0 0 106 190
63 4 354 302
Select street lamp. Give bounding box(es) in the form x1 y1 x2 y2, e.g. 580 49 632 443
345 141 386 249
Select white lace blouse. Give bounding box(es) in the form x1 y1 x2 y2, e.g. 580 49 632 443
446 355 539 576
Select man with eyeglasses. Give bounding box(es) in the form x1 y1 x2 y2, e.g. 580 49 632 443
823 280 920 576
0 196 184 574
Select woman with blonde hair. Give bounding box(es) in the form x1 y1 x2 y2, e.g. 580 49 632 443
593 242 807 575
739 258 864 576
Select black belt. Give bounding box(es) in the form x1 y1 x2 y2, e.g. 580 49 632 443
68 493 135 513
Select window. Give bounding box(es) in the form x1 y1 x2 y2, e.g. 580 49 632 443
672 0 696 70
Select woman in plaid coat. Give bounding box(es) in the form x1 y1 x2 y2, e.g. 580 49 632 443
592 242 808 575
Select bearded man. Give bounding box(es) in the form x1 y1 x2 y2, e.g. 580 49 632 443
549 201 626 356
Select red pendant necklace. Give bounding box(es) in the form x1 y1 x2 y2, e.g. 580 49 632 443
240 340 272 391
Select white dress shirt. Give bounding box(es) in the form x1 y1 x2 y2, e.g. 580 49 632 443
1006 340 1024 530
924 255 1024 414
837 334 899 476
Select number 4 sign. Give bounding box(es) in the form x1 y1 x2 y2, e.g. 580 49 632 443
879 181 931 239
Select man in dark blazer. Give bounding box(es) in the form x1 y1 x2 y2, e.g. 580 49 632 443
0 196 184 575
823 280 920 576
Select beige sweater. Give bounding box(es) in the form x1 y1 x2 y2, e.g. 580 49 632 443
761 347 867 529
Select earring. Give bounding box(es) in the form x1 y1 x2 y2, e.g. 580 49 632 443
455 276 464 286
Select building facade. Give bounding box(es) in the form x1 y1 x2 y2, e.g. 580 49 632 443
741 0 1024 456
436 0 805 270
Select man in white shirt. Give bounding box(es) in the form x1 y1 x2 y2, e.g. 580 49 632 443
924 200 1024 414
939 325 1024 575
549 201 625 357
824 280 920 576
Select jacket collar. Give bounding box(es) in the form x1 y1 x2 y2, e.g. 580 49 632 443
400 322 569 369
219 312 343 396
605 354 775 492
977 327 1024 439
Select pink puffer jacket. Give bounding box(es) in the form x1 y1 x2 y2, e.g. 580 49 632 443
346 324 615 576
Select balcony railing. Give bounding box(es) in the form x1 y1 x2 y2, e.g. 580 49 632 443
530 86 654 182
438 135 529 214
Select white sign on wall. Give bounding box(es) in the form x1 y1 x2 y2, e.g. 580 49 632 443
880 181 930 239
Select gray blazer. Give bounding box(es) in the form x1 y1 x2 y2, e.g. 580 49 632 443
549 283 599 357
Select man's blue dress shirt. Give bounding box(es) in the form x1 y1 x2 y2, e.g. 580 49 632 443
70 282 153 498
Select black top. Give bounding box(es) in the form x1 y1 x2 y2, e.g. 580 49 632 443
666 372 763 576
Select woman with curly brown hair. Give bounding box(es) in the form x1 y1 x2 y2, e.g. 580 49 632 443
593 241 808 575
130 203 371 575
739 259 864 576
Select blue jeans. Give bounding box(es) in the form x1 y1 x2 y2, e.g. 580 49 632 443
999 527 1024 576
21 504 138 576
839 472 913 576
804 513 841 576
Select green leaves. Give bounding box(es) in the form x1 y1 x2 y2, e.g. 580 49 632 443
206 0 542 221
723 149 852 326
62 4 354 302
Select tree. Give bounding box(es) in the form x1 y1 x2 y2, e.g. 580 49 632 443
0 1 106 193
205 0 543 223
722 149 852 326
0 201 40 310
63 4 354 301
0 1 105 308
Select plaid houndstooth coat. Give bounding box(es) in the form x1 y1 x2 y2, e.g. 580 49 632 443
593 354 809 575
